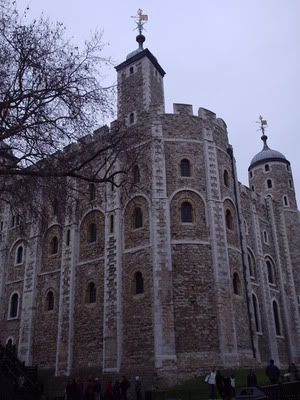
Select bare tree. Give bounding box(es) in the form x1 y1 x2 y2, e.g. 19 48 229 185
0 1 142 214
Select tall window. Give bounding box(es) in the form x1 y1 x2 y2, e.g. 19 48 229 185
265 164 270 172
252 294 261 332
133 165 140 184
88 223 97 243
273 300 281 336
134 271 144 295
89 183 96 201
129 112 135 124
181 201 193 223
16 245 24 264
225 209 233 230
66 229 71 246
248 251 256 279
9 293 19 318
50 236 58 254
180 159 191 177
46 291 54 311
223 170 229 187
110 215 114 234
283 196 288 207
267 179 273 189
87 282 96 303
233 272 241 295
266 260 275 284
134 207 143 229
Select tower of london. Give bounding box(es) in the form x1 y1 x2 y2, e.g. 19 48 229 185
1 30 300 388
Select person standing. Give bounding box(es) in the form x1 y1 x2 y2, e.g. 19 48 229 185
265 359 280 384
206 367 217 400
135 376 142 400
120 376 130 400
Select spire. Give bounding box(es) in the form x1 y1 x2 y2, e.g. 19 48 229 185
131 9 148 50
257 115 269 150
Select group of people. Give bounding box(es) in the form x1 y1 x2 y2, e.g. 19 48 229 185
205 359 299 400
65 376 141 400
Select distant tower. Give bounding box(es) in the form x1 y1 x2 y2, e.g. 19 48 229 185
248 116 297 209
115 9 165 119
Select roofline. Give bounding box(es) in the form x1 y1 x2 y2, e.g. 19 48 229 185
248 157 290 171
115 48 166 77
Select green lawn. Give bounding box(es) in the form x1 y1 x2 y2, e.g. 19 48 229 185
162 368 270 400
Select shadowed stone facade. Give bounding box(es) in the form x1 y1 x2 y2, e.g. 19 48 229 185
0 41 300 388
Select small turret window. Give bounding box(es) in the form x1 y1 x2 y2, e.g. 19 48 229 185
266 179 272 189
251 185 255 192
129 66 134 74
289 180 293 189
287 164 290 171
129 112 135 125
223 170 229 187
249 171 253 179
180 159 191 177
225 209 233 230
265 164 270 172
283 195 289 207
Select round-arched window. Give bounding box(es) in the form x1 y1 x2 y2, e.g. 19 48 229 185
181 202 193 223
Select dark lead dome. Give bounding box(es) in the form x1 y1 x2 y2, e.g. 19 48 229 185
249 134 288 170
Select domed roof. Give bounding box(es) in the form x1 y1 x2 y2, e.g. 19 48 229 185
249 135 287 169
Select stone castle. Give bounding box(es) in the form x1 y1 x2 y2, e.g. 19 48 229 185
1 31 300 387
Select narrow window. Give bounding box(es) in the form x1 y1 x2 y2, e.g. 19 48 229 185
266 260 274 284
46 291 54 311
244 219 248 235
87 282 96 303
110 215 114 234
11 215 15 227
249 171 253 178
134 207 143 229
129 66 134 74
88 223 97 243
129 112 135 124
50 236 58 254
133 165 140 184
181 202 193 223
16 215 21 226
287 164 290 171
180 159 191 177
252 294 261 332
283 196 288 207
273 301 281 336
53 199 59 216
0 221 3 231
9 294 18 318
223 170 229 187
251 185 255 192
248 253 255 278
233 272 241 295
263 230 268 244
225 209 233 230
135 271 144 295
289 180 293 189
267 179 272 189
265 164 270 172
66 229 71 246
89 183 96 201
16 246 23 264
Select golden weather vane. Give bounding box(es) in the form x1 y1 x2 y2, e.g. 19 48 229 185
131 9 148 35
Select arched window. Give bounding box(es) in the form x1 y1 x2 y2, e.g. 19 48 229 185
46 291 54 311
273 300 281 336
266 260 275 284
134 207 143 229
9 293 19 318
180 159 191 177
283 195 289 207
247 251 256 279
86 282 96 303
133 165 140 184
252 294 261 332
225 209 233 230
50 236 58 254
89 183 96 201
181 201 193 223
233 272 241 295
134 271 144 295
263 230 268 244
223 170 229 187
16 245 23 264
265 164 270 172
267 179 272 189
129 112 135 125
88 223 97 243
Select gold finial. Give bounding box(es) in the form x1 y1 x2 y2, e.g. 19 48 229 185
131 9 148 35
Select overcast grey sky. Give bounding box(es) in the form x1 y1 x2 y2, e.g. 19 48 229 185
17 0 300 200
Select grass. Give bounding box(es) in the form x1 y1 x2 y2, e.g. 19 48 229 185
163 368 270 400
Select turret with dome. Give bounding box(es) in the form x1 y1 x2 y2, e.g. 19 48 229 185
248 117 297 209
